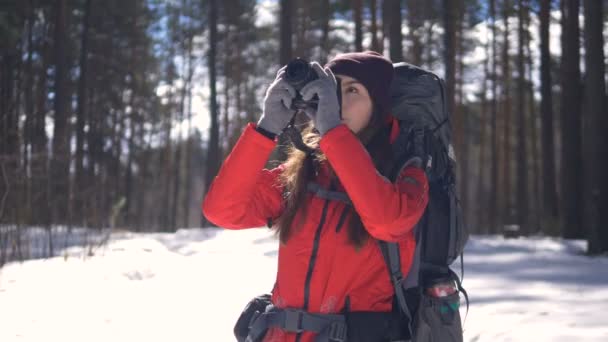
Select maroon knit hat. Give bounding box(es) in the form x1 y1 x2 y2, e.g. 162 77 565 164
325 51 394 117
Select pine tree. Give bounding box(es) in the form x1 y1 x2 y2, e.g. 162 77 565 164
539 0 559 231
560 0 583 239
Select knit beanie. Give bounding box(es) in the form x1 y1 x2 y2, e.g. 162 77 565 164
325 51 394 119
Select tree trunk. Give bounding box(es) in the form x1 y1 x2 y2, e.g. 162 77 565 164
204 0 220 227
280 0 293 65
275 0 295 163
490 0 500 233
370 0 380 52
539 0 559 230
560 0 583 239
517 0 529 234
525 4 541 233
33 16 51 226
478 18 491 233
124 0 139 228
320 0 331 59
583 0 608 254
443 0 458 159
24 0 35 221
455 1 468 228
388 0 403 62
294 0 311 58
353 0 363 51
382 0 390 55
443 0 457 115
502 0 512 224
51 0 70 224
183 35 194 228
406 0 423 66
161 69 175 230
75 0 91 225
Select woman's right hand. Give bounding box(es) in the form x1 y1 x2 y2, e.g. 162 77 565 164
257 67 297 135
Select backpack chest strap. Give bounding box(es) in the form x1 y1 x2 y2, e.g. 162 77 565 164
307 182 352 206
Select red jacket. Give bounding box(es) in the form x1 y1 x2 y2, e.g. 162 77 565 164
202 120 429 342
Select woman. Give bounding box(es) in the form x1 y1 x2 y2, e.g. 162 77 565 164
203 51 429 342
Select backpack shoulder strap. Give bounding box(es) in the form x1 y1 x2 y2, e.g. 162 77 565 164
377 240 413 338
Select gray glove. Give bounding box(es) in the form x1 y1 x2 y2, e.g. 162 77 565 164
300 62 341 136
257 67 297 135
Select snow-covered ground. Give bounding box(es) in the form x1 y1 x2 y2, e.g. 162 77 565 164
0 227 607 342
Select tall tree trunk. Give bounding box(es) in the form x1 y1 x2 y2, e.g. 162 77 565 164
161 75 175 230
24 0 35 221
382 0 390 54
222 70 230 158
524 3 541 232
443 0 457 114
171 35 191 230
75 0 91 225
33 17 51 226
455 1 468 228
406 0 423 66
87 94 102 229
204 0 220 227
280 0 293 65
560 0 583 239
182 35 194 228
0 53 18 225
51 0 70 224
370 0 380 52
388 0 403 62
275 0 295 163
478 19 491 233
539 0 559 230
294 0 311 58
583 0 608 254
502 0 512 223
124 1 139 228
443 0 458 159
353 0 363 51
517 0 529 234
320 0 331 60
490 0 500 233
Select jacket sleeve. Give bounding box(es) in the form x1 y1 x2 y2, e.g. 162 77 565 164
202 123 285 229
319 124 429 242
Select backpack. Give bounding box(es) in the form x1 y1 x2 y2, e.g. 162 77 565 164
378 62 469 342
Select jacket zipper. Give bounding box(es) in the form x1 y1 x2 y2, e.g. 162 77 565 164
335 206 350 233
296 194 332 342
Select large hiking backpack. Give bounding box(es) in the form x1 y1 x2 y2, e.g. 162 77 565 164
379 62 469 342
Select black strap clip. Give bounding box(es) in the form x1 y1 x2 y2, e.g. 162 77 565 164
283 309 305 333
327 321 347 342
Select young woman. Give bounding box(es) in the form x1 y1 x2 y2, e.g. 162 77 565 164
203 51 429 342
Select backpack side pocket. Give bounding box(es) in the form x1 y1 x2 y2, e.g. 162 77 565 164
234 294 272 342
412 291 463 342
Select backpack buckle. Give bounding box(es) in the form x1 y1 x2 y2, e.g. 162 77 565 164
328 321 347 342
283 309 304 333
392 274 404 287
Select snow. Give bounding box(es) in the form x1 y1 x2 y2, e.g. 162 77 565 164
1 227 607 342
459 236 608 341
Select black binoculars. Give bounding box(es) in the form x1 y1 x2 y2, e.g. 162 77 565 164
283 58 320 111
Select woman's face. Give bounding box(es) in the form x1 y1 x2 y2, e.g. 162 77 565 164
335 74 373 134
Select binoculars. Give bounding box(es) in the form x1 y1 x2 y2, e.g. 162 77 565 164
284 58 341 112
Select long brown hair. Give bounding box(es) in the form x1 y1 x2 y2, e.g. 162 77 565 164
273 106 394 249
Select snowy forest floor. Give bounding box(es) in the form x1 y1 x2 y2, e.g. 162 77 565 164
0 227 607 341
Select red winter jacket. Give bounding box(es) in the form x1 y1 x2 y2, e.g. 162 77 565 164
202 120 429 342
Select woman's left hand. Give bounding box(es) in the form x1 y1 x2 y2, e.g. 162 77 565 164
300 62 341 136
